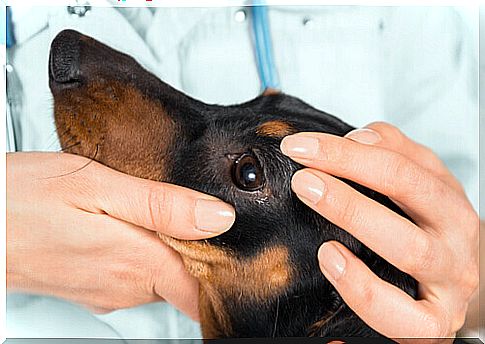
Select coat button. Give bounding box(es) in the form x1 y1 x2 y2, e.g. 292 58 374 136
234 9 247 23
67 1 91 17
302 17 313 26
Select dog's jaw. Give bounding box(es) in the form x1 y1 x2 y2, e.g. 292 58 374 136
158 233 295 337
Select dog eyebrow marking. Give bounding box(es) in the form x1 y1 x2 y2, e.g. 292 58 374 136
256 120 296 138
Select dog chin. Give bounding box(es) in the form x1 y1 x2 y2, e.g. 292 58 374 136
156 232 230 279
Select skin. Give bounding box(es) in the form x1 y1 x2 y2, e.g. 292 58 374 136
6 151 235 320
281 122 479 342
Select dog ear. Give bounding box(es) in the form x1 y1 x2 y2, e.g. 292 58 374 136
49 30 208 181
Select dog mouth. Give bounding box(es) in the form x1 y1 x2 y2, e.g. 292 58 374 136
157 232 242 283
157 233 232 265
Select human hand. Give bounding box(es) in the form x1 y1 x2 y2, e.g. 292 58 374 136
7 152 235 320
280 122 478 342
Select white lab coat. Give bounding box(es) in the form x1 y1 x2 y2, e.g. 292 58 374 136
6 3 479 338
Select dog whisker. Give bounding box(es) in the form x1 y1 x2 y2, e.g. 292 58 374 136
59 133 78 148
60 141 81 152
272 295 280 338
41 143 99 180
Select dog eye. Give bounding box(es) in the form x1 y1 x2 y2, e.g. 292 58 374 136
231 153 265 191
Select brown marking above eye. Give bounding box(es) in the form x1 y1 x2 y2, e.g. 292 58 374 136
256 120 296 138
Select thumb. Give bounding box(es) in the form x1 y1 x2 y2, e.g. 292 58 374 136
75 161 235 240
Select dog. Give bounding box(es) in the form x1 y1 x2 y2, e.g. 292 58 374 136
49 29 417 338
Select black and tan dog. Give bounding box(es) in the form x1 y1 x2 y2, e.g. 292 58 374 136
49 29 417 338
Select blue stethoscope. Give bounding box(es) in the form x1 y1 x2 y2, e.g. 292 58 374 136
250 5 280 91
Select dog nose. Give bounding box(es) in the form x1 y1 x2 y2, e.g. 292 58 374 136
49 29 82 88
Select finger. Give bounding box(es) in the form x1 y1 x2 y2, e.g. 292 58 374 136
344 122 464 194
292 169 443 281
280 132 464 226
71 161 235 240
108 216 201 320
149 235 201 321
89 214 200 319
317 241 449 339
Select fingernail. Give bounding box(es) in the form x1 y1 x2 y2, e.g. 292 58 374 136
318 243 346 282
292 170 325 204
194 199 236 233
344 128 381 145
280 135 319 159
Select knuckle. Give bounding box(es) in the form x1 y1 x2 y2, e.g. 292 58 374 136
369 121 405 143
381 153 413 196
147 184 172 231
416 143 440 165
391 155 442 202
401 163 425 193
411 233 435 274
349 274 376 311
419 144 434 158
368 121 397 135
334 193 362 228
430 178 450 202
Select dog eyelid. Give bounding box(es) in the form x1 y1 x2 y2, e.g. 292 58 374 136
225 149 262 161
225 153 242 161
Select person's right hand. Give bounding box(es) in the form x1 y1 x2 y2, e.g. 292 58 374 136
6 152 236 320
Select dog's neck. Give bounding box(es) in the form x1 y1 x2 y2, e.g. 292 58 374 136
197 278 351 338
164 237 360 338
158 230 380 337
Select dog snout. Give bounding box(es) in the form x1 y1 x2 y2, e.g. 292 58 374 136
49 29 83 89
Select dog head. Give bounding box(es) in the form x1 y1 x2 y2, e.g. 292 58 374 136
49 30 416 338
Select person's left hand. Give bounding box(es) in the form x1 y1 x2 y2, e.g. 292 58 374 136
280 122 479 342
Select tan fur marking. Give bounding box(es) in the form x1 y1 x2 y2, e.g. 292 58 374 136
199 282 232 338
262 87 280 96
159 233 292 337
256 120 296 138
159 234 292 300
